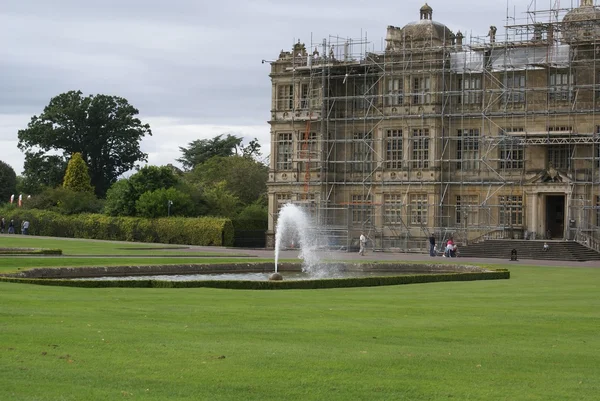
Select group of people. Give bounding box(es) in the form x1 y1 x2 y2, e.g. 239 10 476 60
358 232 460 257
0 217 30 235
357 231 550 257
429 234 459 257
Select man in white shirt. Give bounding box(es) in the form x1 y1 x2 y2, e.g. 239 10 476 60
359 233 367 256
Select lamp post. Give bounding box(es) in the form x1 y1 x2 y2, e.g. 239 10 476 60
167 200 173 217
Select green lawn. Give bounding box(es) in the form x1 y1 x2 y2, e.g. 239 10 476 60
1 261 599 400
0 235 243 257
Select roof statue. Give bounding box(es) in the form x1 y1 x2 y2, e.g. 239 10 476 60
488 26 497 43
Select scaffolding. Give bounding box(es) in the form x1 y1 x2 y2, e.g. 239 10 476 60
267 1 600 252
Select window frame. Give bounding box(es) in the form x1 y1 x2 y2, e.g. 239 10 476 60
456 128 480 170
498 195 523 226
276 132 293 171
410 194 428 225
277 84 294 110
411 128 430 169
385 129 403 169
384 193 404 225
503 73 526 104
351 132 374 172
458 75 482 105
385 77 404 106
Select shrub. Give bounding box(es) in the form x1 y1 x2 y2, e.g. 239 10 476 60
104 166 183 217
103 179 136 216
23 187 104 215
232 202 268 230
63 153 94 193
135 188 195 218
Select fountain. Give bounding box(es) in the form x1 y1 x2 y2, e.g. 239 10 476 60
272 203 337 280
1 204 508 286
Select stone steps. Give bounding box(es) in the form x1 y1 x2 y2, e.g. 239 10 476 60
459 240 600 262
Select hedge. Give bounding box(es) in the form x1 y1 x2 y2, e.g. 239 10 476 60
0 208 234 246
0 270 510 290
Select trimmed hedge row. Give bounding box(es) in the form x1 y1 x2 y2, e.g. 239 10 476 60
0 248 62 255
0 208 234 246
0 270 510 290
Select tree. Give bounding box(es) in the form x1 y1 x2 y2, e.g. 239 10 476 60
202 181 240 218
103 179 137 216
0 160 17 203
239 138 263 159
17 90 152 197
187 155 268 206
135 188 195 218
129 165 180 196
103 166 181 217
103 166 194 217
177 134 243 170
234 202 268 230
24 187 103 215
20 152 67 195
63 153 94 193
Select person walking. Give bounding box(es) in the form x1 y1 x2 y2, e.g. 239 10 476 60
0 217 5 234
429 234 436 257
8 219 15 234
21 220 30 235
358 232 367 256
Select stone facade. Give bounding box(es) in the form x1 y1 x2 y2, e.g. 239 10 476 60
266 2 600 251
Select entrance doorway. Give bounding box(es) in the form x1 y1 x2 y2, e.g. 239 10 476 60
545 195 565 239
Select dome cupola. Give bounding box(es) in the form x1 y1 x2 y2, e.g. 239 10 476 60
403 3 453 46
562 0 600 43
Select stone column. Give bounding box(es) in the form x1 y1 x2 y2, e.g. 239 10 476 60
531 193 538 239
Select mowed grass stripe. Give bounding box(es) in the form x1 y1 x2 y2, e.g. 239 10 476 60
0 235 246 256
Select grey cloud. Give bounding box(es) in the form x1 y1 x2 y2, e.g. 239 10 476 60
1 0 532 174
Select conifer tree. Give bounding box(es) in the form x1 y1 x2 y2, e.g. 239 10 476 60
63 153 94 193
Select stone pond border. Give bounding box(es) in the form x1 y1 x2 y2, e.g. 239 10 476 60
0 262 510 290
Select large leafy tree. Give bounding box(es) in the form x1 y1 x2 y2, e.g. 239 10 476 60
177 134 243 170
129 165 180 196
103 165 184 217
135 187 196 218
0 160 17 203
103 179 137 216
202 181 240 218
63 152 94 193
17 90 152 197
20 152 67 195
187 155 268 206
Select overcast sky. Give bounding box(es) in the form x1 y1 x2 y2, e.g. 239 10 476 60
1 0 563 174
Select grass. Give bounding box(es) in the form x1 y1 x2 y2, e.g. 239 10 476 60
0 249 599 400
0 235 243 256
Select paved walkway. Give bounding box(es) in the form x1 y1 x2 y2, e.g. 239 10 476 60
179 245 600 268
2 234 599 267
